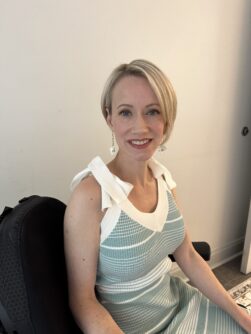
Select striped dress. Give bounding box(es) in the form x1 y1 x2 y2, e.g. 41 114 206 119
71 156 248 334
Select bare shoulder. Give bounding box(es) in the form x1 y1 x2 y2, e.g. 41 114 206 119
72 175 101 204
64 175 104 229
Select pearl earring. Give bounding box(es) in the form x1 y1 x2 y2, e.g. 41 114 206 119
109 132 116 156
158 144 167 152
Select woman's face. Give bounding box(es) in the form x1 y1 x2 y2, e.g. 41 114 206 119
107 75 165 162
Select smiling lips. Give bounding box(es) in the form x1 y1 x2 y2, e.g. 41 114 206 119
128 139 152 149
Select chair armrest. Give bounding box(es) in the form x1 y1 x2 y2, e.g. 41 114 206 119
169 241 211 262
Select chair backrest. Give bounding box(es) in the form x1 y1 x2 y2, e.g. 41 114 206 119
0 196 82 334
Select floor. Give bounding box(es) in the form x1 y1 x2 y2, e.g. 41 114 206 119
213 256 251 290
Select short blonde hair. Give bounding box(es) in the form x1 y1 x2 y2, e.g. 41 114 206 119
101 59 177 143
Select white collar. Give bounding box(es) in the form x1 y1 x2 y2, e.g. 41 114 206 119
70 156 174 211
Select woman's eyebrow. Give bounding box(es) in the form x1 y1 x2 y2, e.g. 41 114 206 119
117 103 160 108
146 103 160 107
117 104 132 109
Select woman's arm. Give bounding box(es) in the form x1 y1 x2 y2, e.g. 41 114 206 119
64 177 123 334
172 189 251 333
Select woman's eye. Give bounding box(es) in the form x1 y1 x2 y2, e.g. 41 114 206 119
119 109 132 117
146 109 160 116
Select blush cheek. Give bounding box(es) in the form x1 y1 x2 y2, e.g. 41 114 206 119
155 123 165 137
113 126 129 147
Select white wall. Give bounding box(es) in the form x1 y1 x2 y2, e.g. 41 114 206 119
1 0 250 266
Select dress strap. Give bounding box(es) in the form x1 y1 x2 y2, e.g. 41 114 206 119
70 168 91 191
88 157 133 204
149 158 177 190
70 156 133 211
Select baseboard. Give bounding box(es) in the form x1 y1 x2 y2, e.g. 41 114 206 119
208 237 244 269
170 237 245 281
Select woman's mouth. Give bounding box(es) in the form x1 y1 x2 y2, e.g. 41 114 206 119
128 139 152 149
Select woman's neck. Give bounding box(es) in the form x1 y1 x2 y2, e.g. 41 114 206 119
107 153 154 188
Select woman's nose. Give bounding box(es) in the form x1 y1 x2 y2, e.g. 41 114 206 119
132 115 148 133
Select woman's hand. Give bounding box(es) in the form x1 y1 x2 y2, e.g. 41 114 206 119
238 309 251 333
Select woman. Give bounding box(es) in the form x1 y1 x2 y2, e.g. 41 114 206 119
64 59 251 333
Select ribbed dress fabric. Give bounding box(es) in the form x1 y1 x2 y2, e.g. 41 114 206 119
71 156 248 334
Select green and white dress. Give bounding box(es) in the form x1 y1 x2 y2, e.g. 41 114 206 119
71 156 247 334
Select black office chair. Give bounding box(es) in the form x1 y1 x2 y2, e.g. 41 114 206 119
0 196 82 334
169 242 211 262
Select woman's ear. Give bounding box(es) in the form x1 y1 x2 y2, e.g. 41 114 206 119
106 108 113 129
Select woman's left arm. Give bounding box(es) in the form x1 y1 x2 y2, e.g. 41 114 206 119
172 190 251 333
